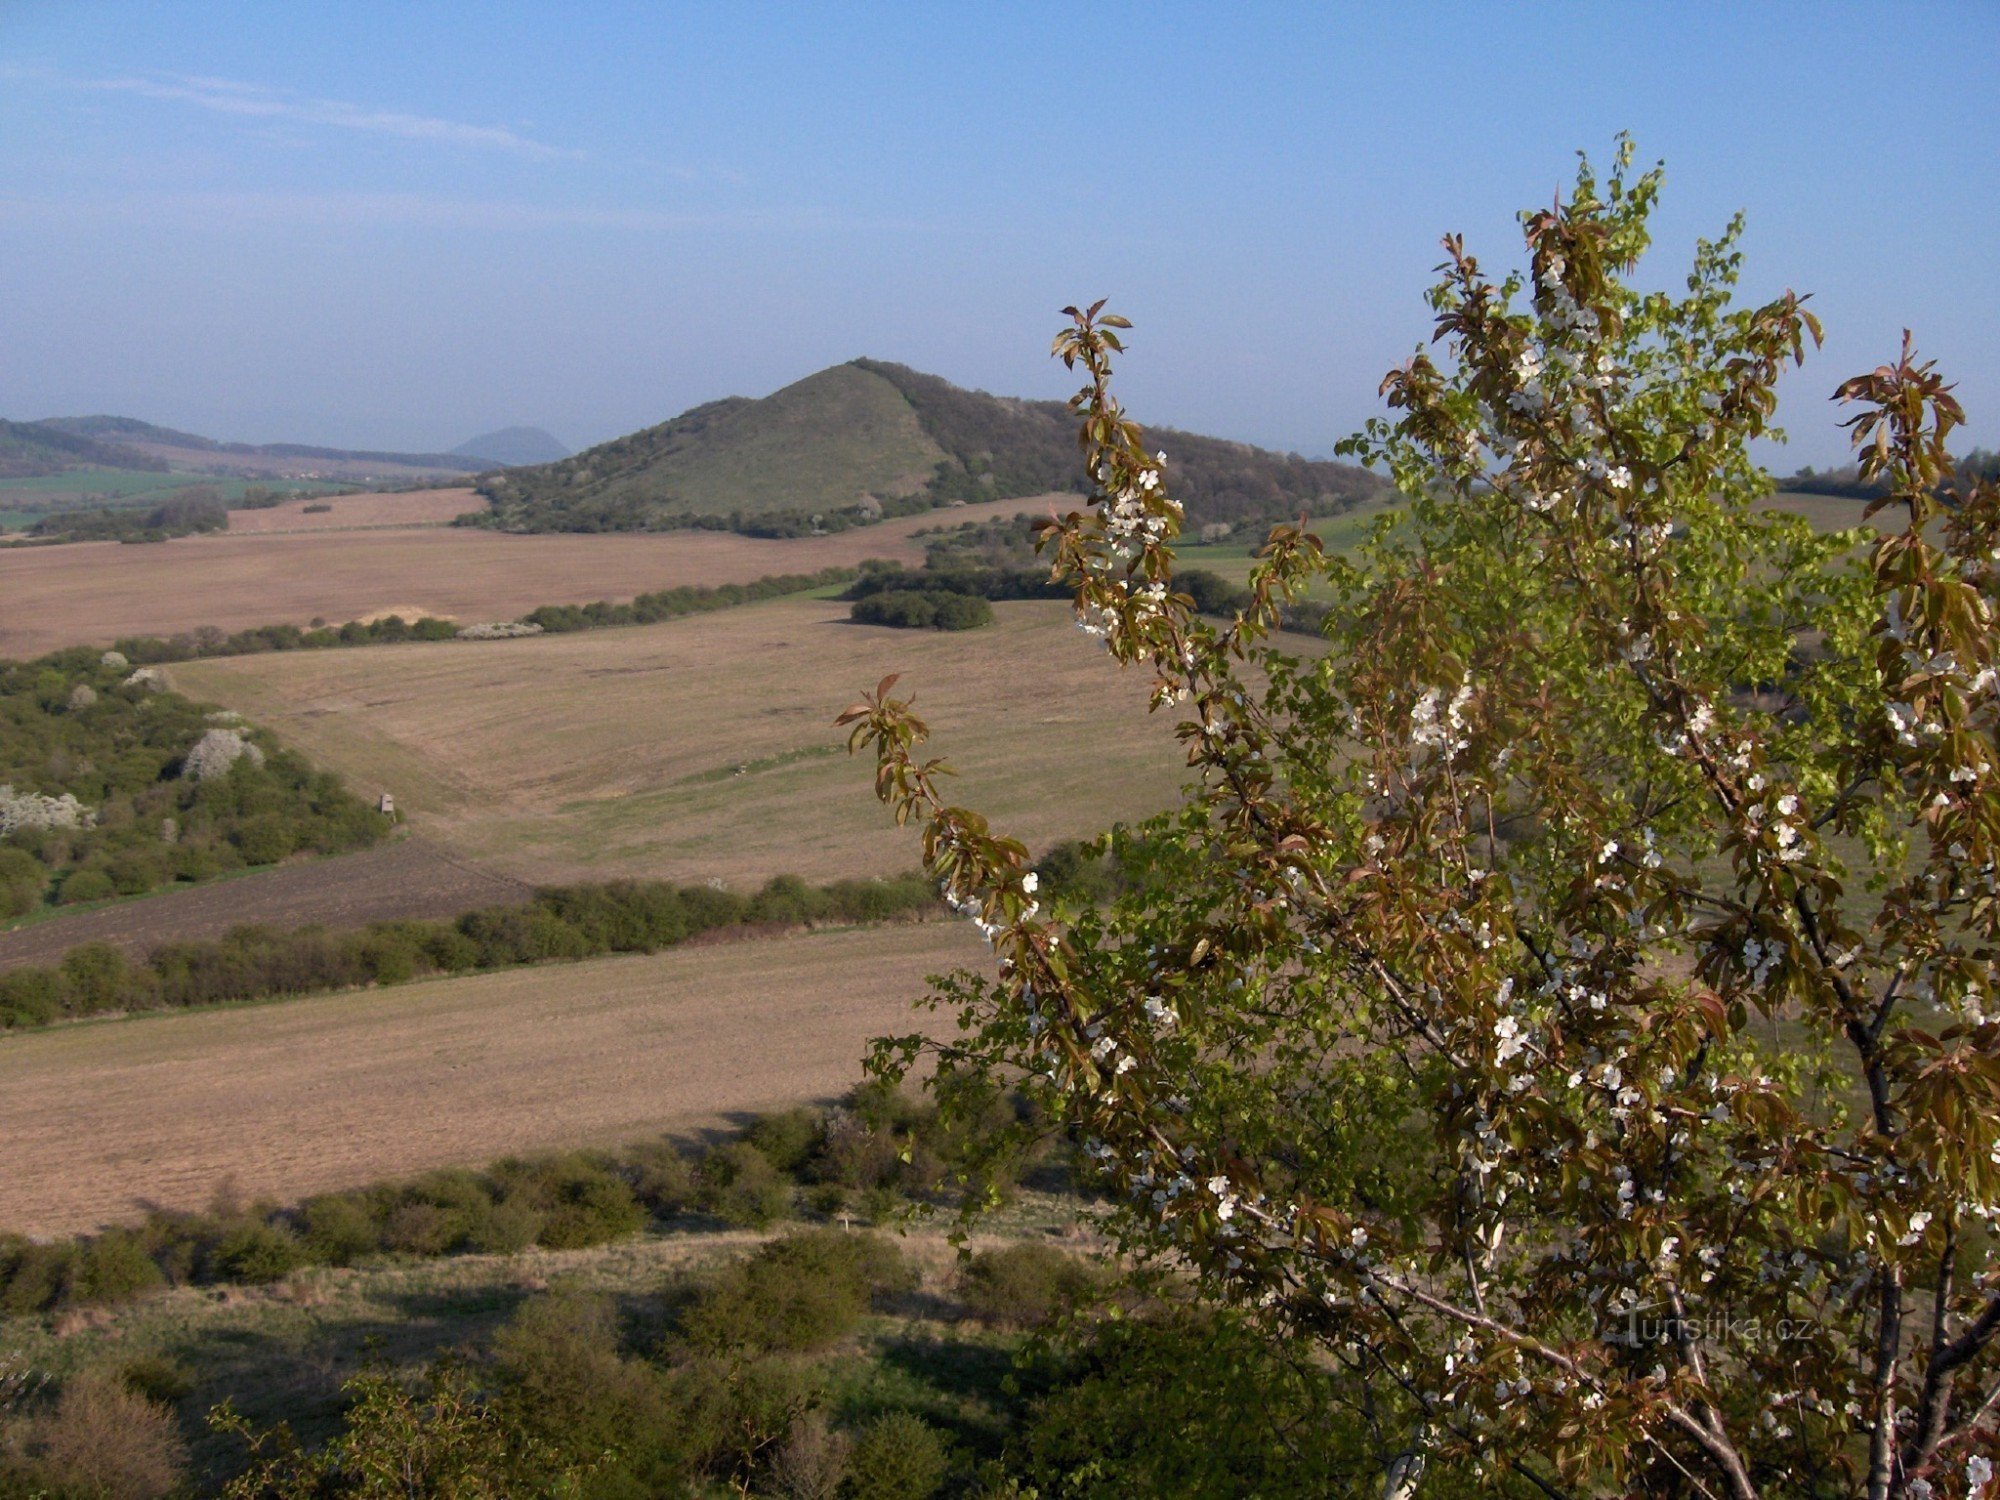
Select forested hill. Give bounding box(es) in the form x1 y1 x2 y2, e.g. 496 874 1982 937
472 360 1385 537
0 419 165 479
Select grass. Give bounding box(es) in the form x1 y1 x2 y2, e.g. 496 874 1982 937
0 922 989 1237
490 363 949 523
166 594 1191 888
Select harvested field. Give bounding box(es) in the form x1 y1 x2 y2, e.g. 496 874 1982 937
0 839 529 973
0 493 1075 657
168 595 1192 887
226 486 486 533
0 921 978 1236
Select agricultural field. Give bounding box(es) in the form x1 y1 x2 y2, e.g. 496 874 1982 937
0 838 529 971
224 485 486 533
165 594 1190 888
0 920 980 1236
0 493 1074 657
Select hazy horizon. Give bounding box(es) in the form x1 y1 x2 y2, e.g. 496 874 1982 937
3 2 1994 467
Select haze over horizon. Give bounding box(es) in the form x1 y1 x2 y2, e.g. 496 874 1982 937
2 2 1994 468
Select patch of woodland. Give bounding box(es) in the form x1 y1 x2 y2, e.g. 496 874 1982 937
0 656 388 919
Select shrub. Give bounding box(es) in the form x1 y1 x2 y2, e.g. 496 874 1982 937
0 1239 73 1314
500 1155 644 1249
210 1221 302 1284
11 1371 188 1500
745 1108 823 1175
301 1193 382 1266
678 1230 903 1356
490 1294 674 1469
55 868 114 905
69 1230 164 1304
627 1139 697 1215
847 1411 949 1500
767 1410 851 1500
959 1242 1099 1328
698 1142 792 1229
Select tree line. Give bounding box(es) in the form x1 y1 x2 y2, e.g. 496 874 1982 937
0 870 940 1029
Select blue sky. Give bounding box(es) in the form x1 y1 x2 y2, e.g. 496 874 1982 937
1 2 1993 465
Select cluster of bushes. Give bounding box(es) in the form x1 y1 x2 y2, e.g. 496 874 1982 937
0 656 388 916
845 561 1078 630
522 565 859 632
851 589 995 630
27 487 230 544
0 1082 1057 1318
0 871 940 1028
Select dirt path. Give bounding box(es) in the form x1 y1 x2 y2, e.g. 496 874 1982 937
0 839 530 972
0 921 981 1236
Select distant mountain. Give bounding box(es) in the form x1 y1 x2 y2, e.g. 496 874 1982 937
476 360 1384 536
29 416 485 481
0 419 164 478
451 426 569 466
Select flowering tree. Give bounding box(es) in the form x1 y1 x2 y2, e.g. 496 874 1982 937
843 145 2000 1498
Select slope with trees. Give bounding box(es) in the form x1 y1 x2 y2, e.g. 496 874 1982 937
473 357 1385 537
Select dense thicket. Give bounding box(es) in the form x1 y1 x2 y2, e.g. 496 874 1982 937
25 487 229 543
0 871 939 1029
0 655 386 915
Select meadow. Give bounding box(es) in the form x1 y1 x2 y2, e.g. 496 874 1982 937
0 493 1072 657
165 594 1189 888
0 921 980 1236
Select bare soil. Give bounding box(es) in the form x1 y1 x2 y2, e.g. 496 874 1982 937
225 487 486 534
0 494 1075 657
0 839 530 972
0 921 981 1235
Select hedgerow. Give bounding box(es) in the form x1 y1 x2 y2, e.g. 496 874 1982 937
0 871 940 1029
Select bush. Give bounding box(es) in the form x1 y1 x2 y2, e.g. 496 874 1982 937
490 1293 675 1472
745 1109 823 1175
767 1410 850 1500
699 1142 793 1229
847 1411 949 1500
678 1230 904 1355
69 1230 164 1304
301 1193 382 1266
959 1242 1099 1328
626 1139 697 1214
8 1371 188 1499
497 1155 644 1249
55 868 114 905
210 1221 302 1283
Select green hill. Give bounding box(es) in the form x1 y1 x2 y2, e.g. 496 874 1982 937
475 360 1384 536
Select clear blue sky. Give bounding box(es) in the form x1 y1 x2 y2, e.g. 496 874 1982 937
1 2 1993 466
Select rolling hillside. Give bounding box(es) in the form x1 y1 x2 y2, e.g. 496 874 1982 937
30 414 488 482
0 418 166 478
475 359 1385 535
